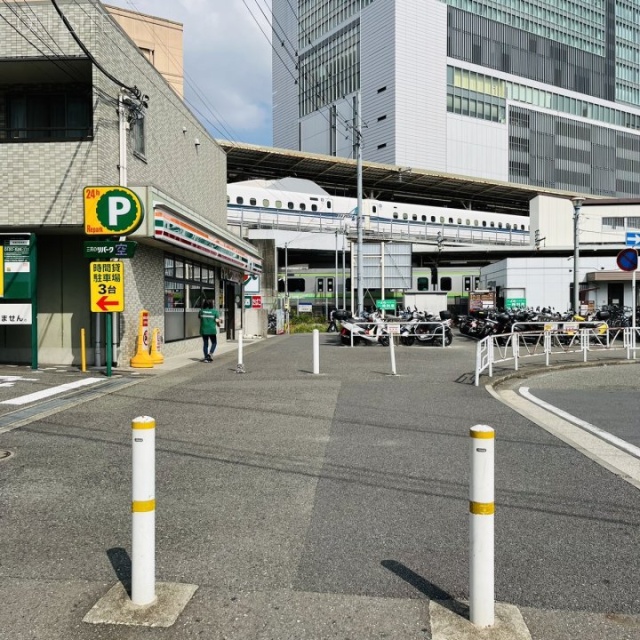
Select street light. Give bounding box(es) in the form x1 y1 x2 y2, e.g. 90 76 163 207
571 196 585 313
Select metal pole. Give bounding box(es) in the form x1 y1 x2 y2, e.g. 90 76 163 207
131 416 156 606
335 229 339 311
284 242 289 334
312 329 320 374
342 229 346 310
381 242 385 317
356 90 364 317
572 197 584 313
469 424 495 628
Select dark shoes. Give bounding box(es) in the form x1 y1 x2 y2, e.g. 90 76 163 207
204 355 213 362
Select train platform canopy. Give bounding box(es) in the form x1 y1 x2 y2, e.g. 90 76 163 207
219 140 587 216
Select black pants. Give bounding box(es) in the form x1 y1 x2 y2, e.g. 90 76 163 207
202 334 217 358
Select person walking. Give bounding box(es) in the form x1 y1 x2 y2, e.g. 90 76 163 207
199 299 220 362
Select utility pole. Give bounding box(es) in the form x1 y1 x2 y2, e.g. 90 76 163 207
571 196 585 313
356 90 364 316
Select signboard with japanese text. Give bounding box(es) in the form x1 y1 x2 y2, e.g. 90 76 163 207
84 186 144 235
1 238 32 299
90 261 124 312
0 303 32 325
83 240 137 259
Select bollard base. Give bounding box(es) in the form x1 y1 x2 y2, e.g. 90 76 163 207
83 581 198 628
429 600 531 639
235 363 246 374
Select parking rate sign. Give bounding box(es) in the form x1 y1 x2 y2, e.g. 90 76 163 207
84 186 144 235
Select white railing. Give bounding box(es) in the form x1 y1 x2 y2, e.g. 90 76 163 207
342 320 451 348
475 327 639 386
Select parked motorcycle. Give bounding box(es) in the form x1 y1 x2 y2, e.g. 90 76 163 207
398 308 453 346
340 310 390 346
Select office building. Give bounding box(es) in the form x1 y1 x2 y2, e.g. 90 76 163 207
272 0 640 197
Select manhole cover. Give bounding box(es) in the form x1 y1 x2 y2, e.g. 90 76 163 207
0 450 14 461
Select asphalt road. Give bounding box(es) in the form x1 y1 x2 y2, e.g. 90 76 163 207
0 335 639 639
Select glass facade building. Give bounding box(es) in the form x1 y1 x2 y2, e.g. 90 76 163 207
272 0 640 197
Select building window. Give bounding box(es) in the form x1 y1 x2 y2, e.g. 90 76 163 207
2 88 92 142
377 86 387 93
164 254 216 342
132 114 145 156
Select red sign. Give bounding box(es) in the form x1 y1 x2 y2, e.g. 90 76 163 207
251 295 262 309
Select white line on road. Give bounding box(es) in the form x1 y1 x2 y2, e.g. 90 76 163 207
519 386 640 460
0 377 103 405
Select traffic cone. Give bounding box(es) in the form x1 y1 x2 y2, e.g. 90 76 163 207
149 328 164 364
130 310 154 368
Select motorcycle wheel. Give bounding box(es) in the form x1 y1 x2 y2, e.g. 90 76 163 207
414 326 432 342
434 331 453 346
379 335 390 347
400 335 415 346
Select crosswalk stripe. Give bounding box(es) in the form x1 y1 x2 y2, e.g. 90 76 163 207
0 377 103 405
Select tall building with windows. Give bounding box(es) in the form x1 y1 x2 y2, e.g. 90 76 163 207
272 0 640 197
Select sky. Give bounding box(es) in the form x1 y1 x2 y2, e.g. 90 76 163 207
105 0 274 147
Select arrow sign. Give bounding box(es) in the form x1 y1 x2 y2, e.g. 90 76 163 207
626 231 640 247
96 296 120 311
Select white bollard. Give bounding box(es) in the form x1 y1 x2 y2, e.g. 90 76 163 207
389 334 397 375
131 416 156 606
312 329 320 374
236 330 246 373
469 424 495 628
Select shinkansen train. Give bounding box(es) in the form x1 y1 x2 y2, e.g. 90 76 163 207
277 266 482 314
227 178 530 245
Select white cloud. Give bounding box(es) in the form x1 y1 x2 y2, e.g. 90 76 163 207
105 0 273 145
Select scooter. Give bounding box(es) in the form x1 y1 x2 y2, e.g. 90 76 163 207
340 311 390 346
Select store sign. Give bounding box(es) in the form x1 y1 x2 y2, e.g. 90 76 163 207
83 241 137 259
84 186 144 235
244 295 262 309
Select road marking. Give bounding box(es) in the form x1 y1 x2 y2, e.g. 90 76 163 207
519 386 640 460
0 377 103 405
0 375 40 388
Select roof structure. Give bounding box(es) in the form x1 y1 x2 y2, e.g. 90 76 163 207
219 140 589 216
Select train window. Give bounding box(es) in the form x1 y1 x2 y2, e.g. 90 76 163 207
490 221 495 227
448 218 453 224
417 277 429 291
464 276 471 292
227 195 230 203
506 223 511 229
287 202 294 209
300 203 306 210
482 221 487 227
439 216 444 223
440 277 452 291
249 198 256 206
278 278 306 293
474 220 479 226
457 218 462 224
327 201 332 209
466 219 470 225
236 196 244 204
311 204 317 211
316 277 324 292
498 222 503 228
412 214 417 221
276 200 282 208
393 212 399 219
422 215 427 222
346 277 351 290
474 276 481 289
263 199 269 207
327 278 334 293
521 224 526 230
372 205 377 213
403 213 408 220
431 216 436 222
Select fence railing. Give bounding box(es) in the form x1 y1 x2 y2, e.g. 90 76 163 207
475 326 639 386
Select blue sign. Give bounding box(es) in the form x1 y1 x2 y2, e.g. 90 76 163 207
625 231 640 247
616 248 638 272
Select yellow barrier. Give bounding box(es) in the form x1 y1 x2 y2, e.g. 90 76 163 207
130 310 154 368
149 328 164 365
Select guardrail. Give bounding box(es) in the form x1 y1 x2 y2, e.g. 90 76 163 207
475 326 639 386
342 320 451 348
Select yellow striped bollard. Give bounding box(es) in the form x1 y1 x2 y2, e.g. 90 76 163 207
469 424 495 628
131 416 156 606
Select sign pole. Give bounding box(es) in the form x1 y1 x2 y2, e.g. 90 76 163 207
105 312 112 377
30 234 38 370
